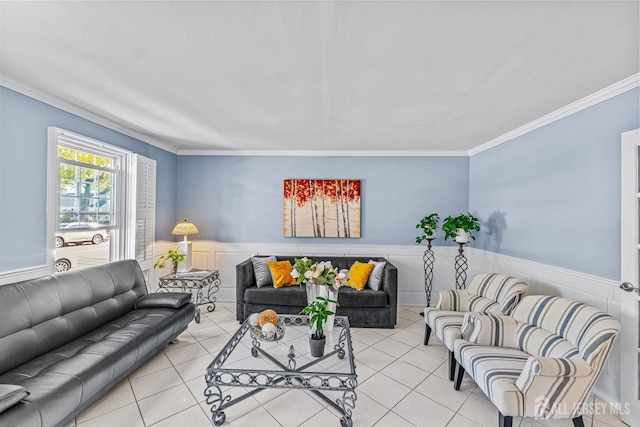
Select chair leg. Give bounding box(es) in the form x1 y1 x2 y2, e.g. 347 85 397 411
572 416 585 427
448 351 456 381
424 324 432 345
453 362 465 390
499 413 513 427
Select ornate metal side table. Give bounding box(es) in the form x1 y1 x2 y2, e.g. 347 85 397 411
204 314 358 426
157 270 220 323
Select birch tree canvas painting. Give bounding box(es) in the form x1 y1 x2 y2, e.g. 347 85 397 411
284 179 361 238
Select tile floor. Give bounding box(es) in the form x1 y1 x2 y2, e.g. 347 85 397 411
66 304 628 427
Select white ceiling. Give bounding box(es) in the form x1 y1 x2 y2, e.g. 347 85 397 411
1 1 638 154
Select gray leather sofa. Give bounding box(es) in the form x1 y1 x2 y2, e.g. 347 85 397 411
236 256 397 328
0 260 195 427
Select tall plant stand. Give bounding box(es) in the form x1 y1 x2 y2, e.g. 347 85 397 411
419 237 436 316
454 242 468 290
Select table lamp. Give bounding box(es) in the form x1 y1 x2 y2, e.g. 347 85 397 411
171 220 199 273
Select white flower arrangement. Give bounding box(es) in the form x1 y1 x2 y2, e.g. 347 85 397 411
291 257 346 290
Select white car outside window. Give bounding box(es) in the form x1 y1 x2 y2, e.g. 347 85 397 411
55 222 110 248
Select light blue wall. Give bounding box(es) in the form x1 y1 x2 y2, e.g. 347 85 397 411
0 86 178 272
469 88 640 281
4 83 635 280
176 156 469 245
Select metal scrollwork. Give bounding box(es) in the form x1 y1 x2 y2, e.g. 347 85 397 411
423 237 435 306
156 270 220 322
455 242 468 290
336 389 357 427
204 314 358 424
287 345 296 370
204 380 231 426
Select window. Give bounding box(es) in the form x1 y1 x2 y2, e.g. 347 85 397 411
47 128 156 275
57 143 117 228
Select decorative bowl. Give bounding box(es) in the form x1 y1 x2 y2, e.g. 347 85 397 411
250 318 286 342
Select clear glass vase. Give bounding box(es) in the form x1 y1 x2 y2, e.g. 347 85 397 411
304 283 339 332
324 286 339 331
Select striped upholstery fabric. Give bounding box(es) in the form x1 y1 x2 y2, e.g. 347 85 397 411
425 310 466 348
467 273 528 315
454 295 620 419
424 273 528 350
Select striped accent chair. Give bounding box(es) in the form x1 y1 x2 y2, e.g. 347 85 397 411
453 295 621 427
423 273 528 380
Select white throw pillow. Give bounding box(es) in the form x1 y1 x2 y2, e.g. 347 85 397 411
367 260 386 291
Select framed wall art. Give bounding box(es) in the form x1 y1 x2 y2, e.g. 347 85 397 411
284 179 361 238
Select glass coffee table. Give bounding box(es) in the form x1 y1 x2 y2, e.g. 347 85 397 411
204 314 357 426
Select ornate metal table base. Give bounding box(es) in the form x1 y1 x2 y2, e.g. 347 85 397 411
205 315 357 426
157 270 220 323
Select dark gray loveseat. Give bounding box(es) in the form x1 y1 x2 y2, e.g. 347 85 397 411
0 260 195 427
236 256 397 328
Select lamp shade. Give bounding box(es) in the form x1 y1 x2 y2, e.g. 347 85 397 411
171 220 199 239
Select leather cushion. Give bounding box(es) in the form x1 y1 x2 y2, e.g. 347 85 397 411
0 385 29 414
135 293 192 309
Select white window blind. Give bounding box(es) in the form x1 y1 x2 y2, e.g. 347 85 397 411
130 154 156 271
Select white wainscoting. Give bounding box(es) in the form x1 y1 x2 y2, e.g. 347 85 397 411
150 241 462 308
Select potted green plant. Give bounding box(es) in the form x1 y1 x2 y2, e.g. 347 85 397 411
415 213 440 244
300 292 340 357
442 213 481 243
153 248 186 274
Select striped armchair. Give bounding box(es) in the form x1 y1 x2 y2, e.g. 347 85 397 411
423 273 528 380
453 295 621 427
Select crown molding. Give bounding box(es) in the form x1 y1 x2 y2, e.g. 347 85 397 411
177 149 468 157
468 73 640 156
0 77 179 155
4 72 638 158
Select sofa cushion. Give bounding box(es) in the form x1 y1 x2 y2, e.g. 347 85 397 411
0 385 29 414
268 261 298 288
251 256 277 288
244 285 307 307
346 262 374 291
135 293 192 309
338 287 387 307
367 260 386 291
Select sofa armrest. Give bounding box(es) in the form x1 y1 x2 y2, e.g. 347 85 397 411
0 385 29 414
236 258 256 322
461 312 519 347
516 356 593 397
435 290 472 311
381 261 398 326
135 293 192 309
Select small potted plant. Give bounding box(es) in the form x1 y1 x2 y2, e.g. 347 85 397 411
442 213 481 243
300 293 340 357
153 248 186 274
415 213 440 244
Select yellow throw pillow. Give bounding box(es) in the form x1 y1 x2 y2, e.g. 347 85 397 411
346 261 375 291
268 260 298 288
